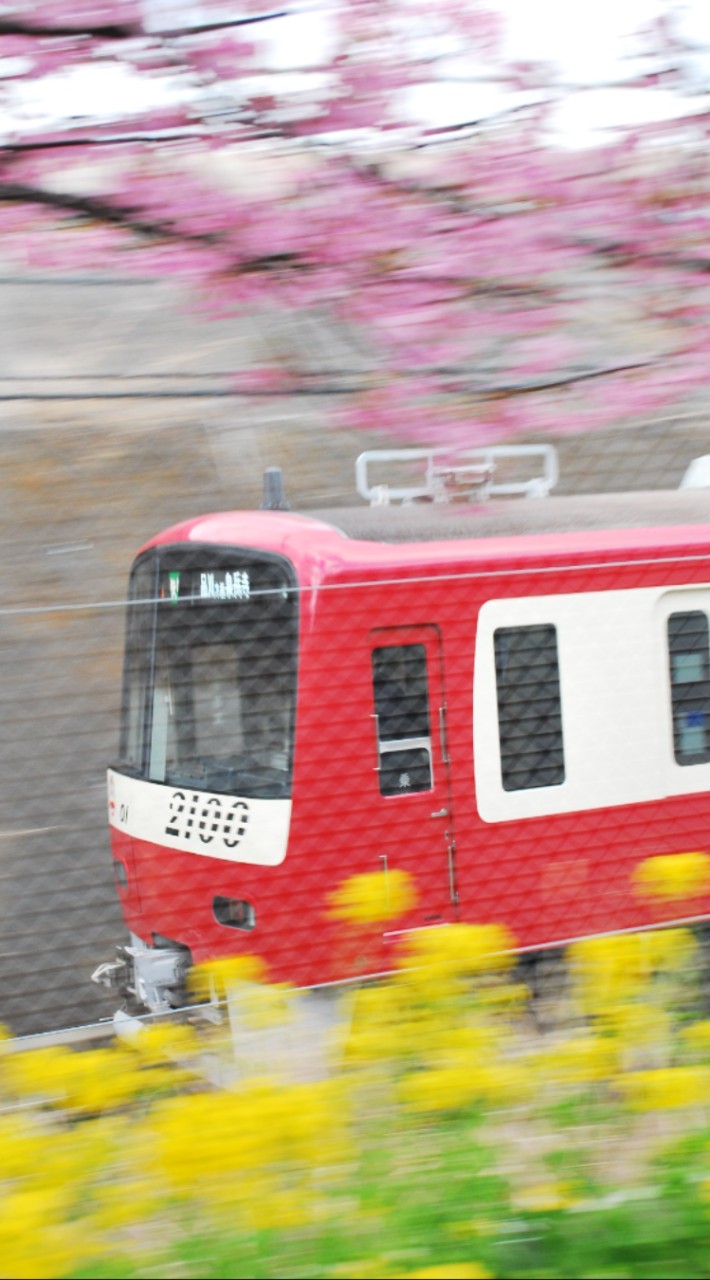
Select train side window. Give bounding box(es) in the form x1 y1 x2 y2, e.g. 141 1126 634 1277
668 611 710 764
372 644 432 796
494 624 565 792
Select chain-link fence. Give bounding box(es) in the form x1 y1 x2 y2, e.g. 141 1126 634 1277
4 272 710 1039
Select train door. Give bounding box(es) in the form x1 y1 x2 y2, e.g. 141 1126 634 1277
369 625 457 922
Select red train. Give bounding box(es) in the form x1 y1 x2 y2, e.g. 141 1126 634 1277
94 449 710 1012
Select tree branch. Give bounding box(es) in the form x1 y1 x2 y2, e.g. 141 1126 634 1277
0 178 225 243
0 178 299 272
0 17 138 39
0 8 290 41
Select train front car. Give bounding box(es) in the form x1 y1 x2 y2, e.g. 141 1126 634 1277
94 450 710 1018
99 524 299 1012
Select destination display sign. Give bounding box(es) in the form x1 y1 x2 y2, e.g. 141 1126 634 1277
159 568 251 604
198 570 251 601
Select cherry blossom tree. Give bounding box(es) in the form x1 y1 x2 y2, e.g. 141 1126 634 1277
2 1 710 445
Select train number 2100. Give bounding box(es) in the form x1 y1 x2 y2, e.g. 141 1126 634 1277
165 791 250 848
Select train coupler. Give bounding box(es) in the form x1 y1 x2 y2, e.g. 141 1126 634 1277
91 951 131 993
92 936 191 1014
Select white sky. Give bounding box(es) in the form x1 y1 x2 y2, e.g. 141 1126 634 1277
262 0 710 145
4 1 710 146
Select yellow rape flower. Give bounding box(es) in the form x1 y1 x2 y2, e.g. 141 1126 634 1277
120 1020 202 1065
513 1181 577 1212
398 924 515 979
681 1019 710 1054
399 1060 524 1113
537 1034 617 1086
619 1065 710 1110
146 1092 266 1187
605 1004 672 1051
0 1229 93 1280
343 1021 407 1065
0 1187 95 1280
416 1031 530 1103
343 984 443 1064
147 1076 349 1190
87 1177 167 1231
189 953 268 999
474 981 530 1013
3 1044 149 1114
348 981 404 1026
477 1061 532 1103
26 1128 117 1195
633 851 710 902
569 929 695 1017
0 1115 45 1178
394 965 466 1007
205 1166 335 1234
2 1045 76 1102
239 1186 313 1231
397 1064 476 1113
328 868 418 925
423 1023 508 1063
642 927 698 971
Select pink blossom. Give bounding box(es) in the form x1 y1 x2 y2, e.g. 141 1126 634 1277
2 0 710 449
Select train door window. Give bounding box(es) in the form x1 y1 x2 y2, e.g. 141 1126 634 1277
494 624 565 791
372 644 433 796
668 611 710 764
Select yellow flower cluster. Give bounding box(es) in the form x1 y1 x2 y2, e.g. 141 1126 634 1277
0 1110 128 1277
137 1075 350 1233
398 923 515 978
188 952 268 999
146 1075 350 1197
342 919 519 1075
0 1020 215 1278
398 1059 528 1113
0 1185 95 1280
632 851 710 902
327 867 419 924
681 1018 710 1054
536 1034 618 1086
2 1044 148 1114
618 1065 710 1110
569 928 696 1019
7 867 710 1279
512 1182 577 1213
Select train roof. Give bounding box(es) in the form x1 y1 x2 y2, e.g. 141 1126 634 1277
139 434 710 575
140 490 710 582
310 490 710 542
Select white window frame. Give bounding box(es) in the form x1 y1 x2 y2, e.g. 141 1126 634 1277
474 583 710 823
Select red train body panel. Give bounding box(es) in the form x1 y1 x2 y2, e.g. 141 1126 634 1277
99 489 710 1010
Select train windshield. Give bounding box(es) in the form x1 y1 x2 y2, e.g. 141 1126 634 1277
119 547 298 799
